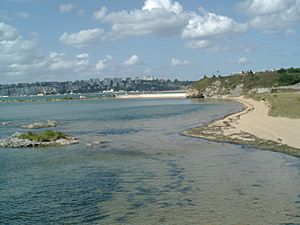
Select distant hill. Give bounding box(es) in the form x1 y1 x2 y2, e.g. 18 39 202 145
188 68 300 98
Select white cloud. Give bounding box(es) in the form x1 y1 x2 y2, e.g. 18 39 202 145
185 39 232 53
171 58 190 66
59 4 75 13
75 53 89 66
238 0 300 32
0 22 103 82
95 55 114 71
88 0 247 50
59 28 105 47
0 22 19 41
124 54 141 66
142 0 183 14
182 11 248 39
185 40 210 49
0 22 47 82
93 6 107 20
96 0 188 37
0 24 38 66
237 0 292 15
48 52 74 71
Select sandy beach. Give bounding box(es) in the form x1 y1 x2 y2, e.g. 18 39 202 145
226 97 300 149
116 93 187 99
183 96 300 156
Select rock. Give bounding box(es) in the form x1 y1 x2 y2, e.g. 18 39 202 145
186 89 204 98
204 80 229 97
86 143 94 148
55 138 79 146
1 122 11 126
93 140 107 145
21 120 58 129
85 140 107 148
0 132 78 148
229 84 244 97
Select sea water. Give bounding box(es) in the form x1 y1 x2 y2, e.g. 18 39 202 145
0 99 300 224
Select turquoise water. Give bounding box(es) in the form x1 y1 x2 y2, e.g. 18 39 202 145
0 99 300 224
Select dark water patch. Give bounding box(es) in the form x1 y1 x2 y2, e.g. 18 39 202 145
180 186 193 194
105 148 147 157
102 104 206 122
0 168 121 224
116 215 128 224
72 130 92 135
176 198 194 206
127 193 135 202
97 128 143 136
144 196 156 204
136 186 159 196
159 202 173 208
129 201 145 210
280 223 300 225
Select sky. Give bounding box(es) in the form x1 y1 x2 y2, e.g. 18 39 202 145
1 0 300 84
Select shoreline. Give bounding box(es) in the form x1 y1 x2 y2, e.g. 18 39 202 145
182 96 300 157
115 93 187 99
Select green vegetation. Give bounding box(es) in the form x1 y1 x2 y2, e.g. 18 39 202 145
277 68 300 86
251 92 300 119
192 67 300 93
18 130 67 142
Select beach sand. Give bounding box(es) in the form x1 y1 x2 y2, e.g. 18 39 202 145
183 96 300 156
116 93 187 99
226 97 300 149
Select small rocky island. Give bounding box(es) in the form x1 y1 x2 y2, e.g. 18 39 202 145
0 130 79 148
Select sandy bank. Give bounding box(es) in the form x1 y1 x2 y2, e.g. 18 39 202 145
183 96 300 156
116 93 187 99
228 97 300 149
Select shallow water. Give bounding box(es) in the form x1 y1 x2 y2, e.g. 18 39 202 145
0 99 300 224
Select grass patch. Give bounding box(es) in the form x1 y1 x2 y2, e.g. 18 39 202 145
250 92 300 119
18 130 67 142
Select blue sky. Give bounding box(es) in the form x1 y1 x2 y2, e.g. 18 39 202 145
1 0 300 83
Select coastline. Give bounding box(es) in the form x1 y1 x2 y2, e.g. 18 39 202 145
182 96 300 157
115 93 187 99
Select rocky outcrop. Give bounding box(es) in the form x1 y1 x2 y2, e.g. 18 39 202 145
0 132 78 148
186 89 204 98
229 84 244 97
21 120 58 129
187 81 230 98
187 81 248 98
203 80 230 97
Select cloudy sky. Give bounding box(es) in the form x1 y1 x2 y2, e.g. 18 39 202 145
1 0 300 83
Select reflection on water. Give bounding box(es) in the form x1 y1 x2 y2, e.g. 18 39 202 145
0 99 300 224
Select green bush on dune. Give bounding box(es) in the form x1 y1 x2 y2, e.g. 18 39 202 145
192 67 300 92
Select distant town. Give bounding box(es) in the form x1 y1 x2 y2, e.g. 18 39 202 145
0 76 192 97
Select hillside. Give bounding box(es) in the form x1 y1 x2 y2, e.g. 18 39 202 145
189 68 300 98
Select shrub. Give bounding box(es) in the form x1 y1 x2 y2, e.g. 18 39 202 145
18 130 67 142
